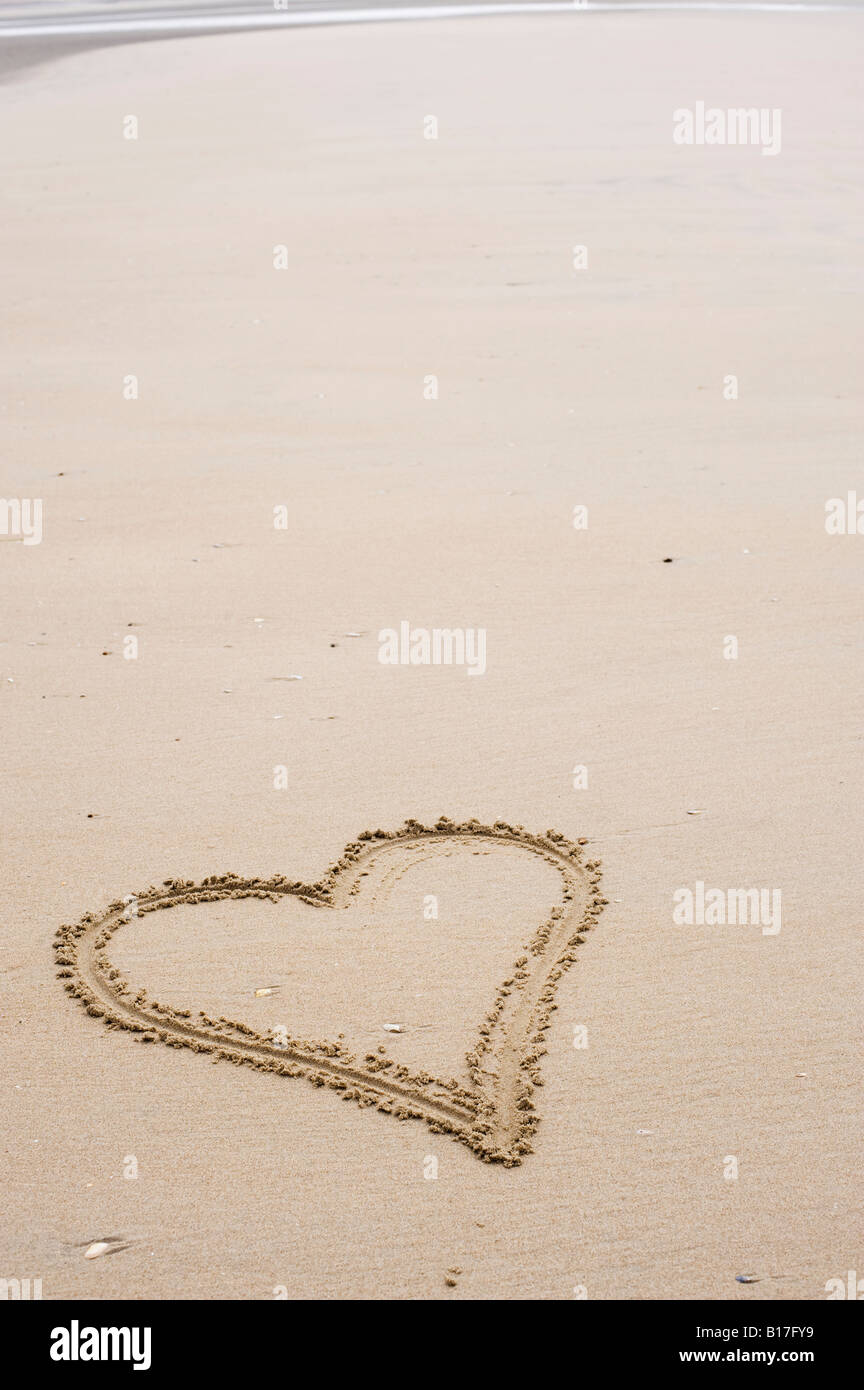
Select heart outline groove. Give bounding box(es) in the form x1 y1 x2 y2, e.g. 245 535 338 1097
55 817 606 1166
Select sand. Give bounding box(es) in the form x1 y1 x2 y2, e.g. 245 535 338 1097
1 10 862 1301
55 821 606 1167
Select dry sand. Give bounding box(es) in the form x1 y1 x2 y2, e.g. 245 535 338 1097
1 10 862 1300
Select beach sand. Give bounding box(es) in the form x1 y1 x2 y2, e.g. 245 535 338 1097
1 10 862 1300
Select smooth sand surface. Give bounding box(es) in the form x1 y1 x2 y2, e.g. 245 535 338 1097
1 12 862 1300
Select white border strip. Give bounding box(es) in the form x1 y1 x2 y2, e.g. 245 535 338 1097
0 3 858 39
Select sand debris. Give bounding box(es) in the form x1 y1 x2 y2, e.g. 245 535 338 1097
83 1237 128 1260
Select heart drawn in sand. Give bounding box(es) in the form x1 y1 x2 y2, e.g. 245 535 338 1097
55 819 606 1165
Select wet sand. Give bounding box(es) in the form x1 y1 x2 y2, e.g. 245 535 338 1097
1 9 862 1300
